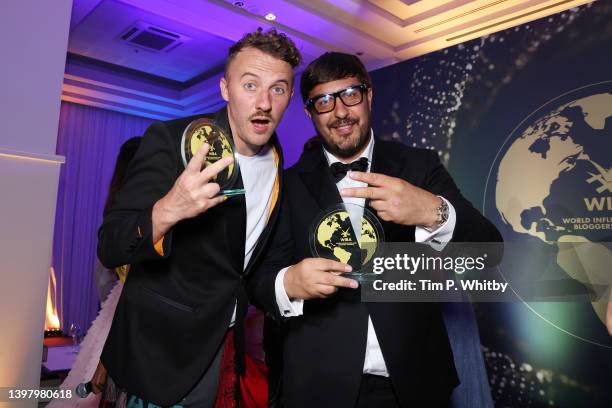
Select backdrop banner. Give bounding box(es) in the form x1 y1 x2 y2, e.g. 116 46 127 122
370 2 611 407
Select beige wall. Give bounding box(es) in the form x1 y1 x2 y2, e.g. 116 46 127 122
0 1 72 406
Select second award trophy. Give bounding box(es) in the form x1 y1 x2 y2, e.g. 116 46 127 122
309 203 384 281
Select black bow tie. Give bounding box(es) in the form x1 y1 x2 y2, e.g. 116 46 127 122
329 157 369 182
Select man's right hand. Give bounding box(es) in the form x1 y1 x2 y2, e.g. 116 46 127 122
284 258 358 300
152 143 233 242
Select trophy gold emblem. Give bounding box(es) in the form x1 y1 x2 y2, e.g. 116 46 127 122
180 118 244 196
309 203 384 280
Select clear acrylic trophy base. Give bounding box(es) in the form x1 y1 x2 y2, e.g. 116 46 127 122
219 188 246 197
344 271 380 282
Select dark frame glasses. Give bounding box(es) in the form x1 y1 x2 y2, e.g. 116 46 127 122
305 84 369 114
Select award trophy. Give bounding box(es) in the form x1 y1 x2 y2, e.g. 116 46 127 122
180 118 245 196
309 203 384 281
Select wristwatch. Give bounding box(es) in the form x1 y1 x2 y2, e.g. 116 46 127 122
434 197 449 227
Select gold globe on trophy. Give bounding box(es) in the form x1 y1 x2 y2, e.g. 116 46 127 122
181 118 244 196
310 203 384 280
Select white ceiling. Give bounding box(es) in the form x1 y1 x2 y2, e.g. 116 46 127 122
69 0 234 82
63 0 594 119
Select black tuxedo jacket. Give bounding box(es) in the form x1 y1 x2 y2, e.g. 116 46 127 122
97 107 283 406
248 138 502 408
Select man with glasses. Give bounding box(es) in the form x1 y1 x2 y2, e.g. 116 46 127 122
248 52 501 407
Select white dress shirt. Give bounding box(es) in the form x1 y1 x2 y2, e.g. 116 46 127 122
274 133 456 376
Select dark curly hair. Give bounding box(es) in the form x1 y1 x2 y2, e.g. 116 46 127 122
225 28 302 76
103 137 141 216
300 52 371 102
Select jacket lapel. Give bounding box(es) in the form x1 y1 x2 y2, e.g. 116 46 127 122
214 107 247 274
369 138 416 241
299 148 343 212
366 138 404 208
213 106 231 138
224 177 247 274
369 138 403 186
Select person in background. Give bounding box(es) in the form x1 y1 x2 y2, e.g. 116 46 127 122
48 136 141 408
94 137 142 304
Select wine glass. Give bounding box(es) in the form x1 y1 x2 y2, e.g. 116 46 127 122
69 323 81 354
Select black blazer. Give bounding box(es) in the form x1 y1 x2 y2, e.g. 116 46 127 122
97 107 283 406
248 138 502 408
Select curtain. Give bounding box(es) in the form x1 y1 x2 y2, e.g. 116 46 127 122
53 102 153 333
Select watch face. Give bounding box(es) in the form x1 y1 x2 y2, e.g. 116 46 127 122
439 200 449 223
433 198 448 226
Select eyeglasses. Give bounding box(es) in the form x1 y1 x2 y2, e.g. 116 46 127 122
305 84 368 114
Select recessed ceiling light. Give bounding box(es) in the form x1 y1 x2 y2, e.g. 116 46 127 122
265 13 277 21
233 1 245 7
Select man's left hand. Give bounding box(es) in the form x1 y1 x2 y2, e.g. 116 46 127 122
341 171 440 228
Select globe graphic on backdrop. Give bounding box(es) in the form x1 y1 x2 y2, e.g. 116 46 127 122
486 81 612 344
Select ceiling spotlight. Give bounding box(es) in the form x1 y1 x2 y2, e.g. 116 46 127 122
264 13 277 21
233 1 245 7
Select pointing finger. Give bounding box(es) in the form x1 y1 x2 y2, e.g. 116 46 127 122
349 171 393 187
321 274 359 289
340 186 386 200
318 259 352 274
200 156 234 183
186 143 210 173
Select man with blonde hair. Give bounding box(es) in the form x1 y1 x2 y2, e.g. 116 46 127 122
97 29 301 407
